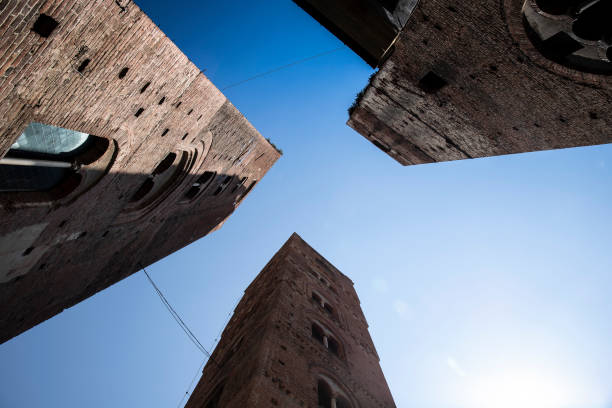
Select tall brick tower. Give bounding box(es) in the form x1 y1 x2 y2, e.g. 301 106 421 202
186 233 396 408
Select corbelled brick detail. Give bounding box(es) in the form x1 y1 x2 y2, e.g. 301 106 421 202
186 233 396 408
0 0 280 343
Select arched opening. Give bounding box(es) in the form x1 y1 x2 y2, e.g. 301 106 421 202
327 336 340 356
125 151 189 211
311 322 344 359
318 379 333 408
336 395 352 408
523 0 612 74
183 171 216 201
323 303 334 316
317 378 353 408
0 122 113 199
312 323 325 344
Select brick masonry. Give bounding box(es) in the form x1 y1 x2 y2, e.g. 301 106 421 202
0 0 280 344
186 233 396 408
346 0 612 165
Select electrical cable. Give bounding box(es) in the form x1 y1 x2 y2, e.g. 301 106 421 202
140 264 219 367
221 46 346 91
176 358 207 408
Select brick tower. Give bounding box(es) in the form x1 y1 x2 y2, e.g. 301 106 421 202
185 233 396 408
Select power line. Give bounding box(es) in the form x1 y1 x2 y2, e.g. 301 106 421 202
221 46 346 91
176 358 207 408
140 264 219 366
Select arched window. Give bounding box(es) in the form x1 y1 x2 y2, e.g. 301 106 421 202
311 291 336 318
317 378 352 408
312 323 325 344
318 379 333 408
183 170 215 201
125 151 188 211
311 322 343 359
0 122 91 192
0 122 114 200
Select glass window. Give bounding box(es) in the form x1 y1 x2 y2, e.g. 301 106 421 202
10 122 89 156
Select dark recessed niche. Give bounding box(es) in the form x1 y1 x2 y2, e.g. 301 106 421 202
134 108 144 117
540 32 584 60
175 101 182 108
32 14 59 38
418 71 448 93
102 230 109 237
77 58 91 73
187 109 193 115
159 97 165 105
118 67 129 79
140 82 150 93
161 128 169 136
524 0 612 74
22 247 34 256
182 133 189 141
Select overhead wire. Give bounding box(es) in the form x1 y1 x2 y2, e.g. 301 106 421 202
221 46 346 91
140 264 219 367
176 357 208 408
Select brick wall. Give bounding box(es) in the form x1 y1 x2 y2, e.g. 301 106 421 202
0 0 280 343
347 0 612 165
186 233 396 408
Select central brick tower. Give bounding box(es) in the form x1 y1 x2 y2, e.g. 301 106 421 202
185 233 396 407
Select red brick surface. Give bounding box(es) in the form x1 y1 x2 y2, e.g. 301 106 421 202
0 0 280 344
186 233 396 408
347 0 612 165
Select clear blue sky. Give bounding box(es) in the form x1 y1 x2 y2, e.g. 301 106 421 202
1 1 611 407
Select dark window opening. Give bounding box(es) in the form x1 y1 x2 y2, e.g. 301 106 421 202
540 31 584 59
571 0 611 42
77 58 91 73
175 101 182 108
22 247 34 256
129 177 153 202
140 82 150 93
230 176 247 193
32 14 59 38
118 67 129 79
312 323 325 344
187 109 193 115
324 303 334 316
418 71 447 93
379 0 400 11
152 152 176 176
183 171 216 200
184 185 200 200
336 396 352 408
161 128 169 136
328 337 340 356
134 108 144 117
182 133 188 141
159 97 165 105
318 380 333 408
213 175 233 196
312 292 322 304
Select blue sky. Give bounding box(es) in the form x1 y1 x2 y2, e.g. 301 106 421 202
1 1 611 407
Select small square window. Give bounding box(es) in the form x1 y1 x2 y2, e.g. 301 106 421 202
32 14 59 38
